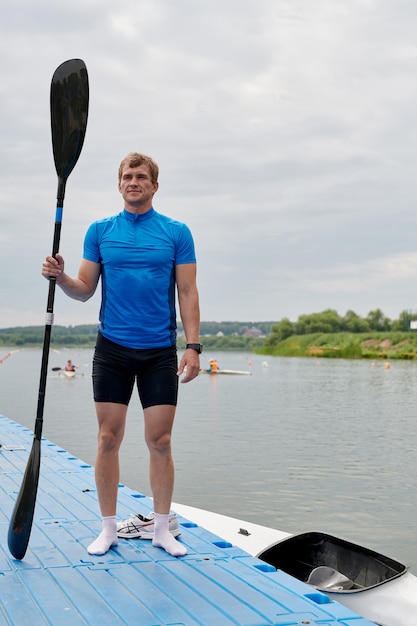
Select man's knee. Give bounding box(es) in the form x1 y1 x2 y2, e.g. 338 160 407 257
146 431 172 454
97 429 124 453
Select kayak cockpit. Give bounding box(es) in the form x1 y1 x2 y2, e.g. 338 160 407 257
257 531 408 593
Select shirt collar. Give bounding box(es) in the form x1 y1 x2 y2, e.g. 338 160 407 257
122 207 155 221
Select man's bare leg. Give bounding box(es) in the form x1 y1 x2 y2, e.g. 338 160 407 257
87 402 127 555
144 404 187 556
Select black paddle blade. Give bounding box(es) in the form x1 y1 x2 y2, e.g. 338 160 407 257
7 439 41 560
51 59 89 180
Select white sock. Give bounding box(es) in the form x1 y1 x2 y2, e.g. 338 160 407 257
87 515 118 555
152 512 187 557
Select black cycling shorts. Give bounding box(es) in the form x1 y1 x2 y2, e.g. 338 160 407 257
92 333 178 408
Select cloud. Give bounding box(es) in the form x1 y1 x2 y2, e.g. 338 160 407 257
1 0 417 328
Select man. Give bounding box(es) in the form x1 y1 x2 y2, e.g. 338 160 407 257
42 152 201 557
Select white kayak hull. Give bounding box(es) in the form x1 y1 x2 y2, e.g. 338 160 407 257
172 501 417 626
199 369 252 375
58 370 76 378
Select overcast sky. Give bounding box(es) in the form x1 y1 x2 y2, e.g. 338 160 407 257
1 0 417 329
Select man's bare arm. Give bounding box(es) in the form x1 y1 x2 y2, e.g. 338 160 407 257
176 263 200 382
42 254 101 302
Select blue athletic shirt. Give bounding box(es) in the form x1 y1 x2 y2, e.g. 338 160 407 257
83 208 196 349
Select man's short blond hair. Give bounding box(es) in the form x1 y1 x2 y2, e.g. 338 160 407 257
118 152 159 184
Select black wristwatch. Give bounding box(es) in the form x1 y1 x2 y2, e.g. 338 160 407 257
186 343 203 354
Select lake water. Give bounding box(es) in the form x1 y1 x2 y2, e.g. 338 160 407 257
1 346 417 573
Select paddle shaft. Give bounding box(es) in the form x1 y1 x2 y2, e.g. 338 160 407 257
34 190 63 437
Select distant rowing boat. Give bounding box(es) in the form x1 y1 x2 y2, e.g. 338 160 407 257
52 364 81 378
199 369 252 376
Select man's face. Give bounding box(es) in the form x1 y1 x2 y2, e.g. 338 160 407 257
118 163 158 211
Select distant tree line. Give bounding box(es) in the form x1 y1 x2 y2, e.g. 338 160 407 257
0 321 274 347
0 325 98 347
194 321 275 336
2 311 416 349
264 308 416 347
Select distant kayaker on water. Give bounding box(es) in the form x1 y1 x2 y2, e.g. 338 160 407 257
64 359 77 372
42 152 201 558
208 359 219 372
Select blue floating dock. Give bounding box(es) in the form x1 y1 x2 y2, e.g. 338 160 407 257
0 415 375 625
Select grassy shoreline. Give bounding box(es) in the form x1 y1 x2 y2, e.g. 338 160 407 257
257 331 417 360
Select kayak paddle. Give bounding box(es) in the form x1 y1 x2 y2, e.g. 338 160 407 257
8 59 89 560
